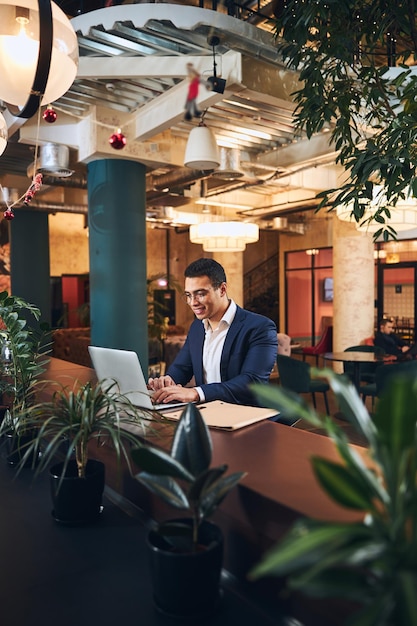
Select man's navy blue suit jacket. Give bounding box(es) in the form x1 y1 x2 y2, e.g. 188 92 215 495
167 305 278 406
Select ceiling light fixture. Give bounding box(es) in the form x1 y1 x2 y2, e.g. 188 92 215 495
0 0 78 119
337 186 417 232
189 221 259 252
184 122 220 170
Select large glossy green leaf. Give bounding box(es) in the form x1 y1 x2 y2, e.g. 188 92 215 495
131 446 193 482
134 472 189 510
250 383 322 427
373 377 417 460
289 566 378 601
199 471 246 519
312 457 376 511
170 403 212 475
249 521 371 580
319 369 377 445
394 570 417 625
188 465 227 502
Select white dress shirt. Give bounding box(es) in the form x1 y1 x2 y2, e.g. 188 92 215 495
195 299 237 401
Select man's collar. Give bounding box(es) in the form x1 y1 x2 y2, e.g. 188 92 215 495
203 299 236 331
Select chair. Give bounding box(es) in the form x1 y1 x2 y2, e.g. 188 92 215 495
302 325 333 365
361 359 417 406
276 354 330 415
343 345 385 384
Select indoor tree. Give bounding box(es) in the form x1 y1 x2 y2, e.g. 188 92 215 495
272 0 417 239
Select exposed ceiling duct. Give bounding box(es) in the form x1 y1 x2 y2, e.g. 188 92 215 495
261 216 306 234
148 168 211 192
213 147 244 179
27 144 74 179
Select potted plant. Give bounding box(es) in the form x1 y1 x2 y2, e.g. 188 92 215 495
0 291 50 465
1 379 158 524
249 369 417 625
131 402 245 619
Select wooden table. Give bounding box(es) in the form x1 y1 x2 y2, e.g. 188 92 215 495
39 358 369 592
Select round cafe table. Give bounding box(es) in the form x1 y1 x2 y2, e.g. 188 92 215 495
323 351 388 390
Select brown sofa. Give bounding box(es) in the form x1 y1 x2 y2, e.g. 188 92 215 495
51 328 92 367
51 326 187 370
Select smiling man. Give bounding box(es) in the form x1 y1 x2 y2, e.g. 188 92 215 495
148 258 278 406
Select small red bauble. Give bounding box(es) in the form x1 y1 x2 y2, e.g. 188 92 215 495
109 130 126 150
3 208 14 221
43 107 57 123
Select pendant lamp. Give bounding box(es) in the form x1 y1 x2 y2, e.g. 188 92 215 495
0 112 7 156
184 124 220 170
0 0 78 119
337 185 417 232
189 221 259 252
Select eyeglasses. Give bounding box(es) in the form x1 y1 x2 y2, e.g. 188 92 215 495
181 284 221 304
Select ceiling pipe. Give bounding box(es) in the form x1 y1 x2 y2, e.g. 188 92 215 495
148 168 211 191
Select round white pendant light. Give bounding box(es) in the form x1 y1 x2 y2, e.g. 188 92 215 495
189 221 259 251
336 186 417 232
184 125 220 170
0 0 79 118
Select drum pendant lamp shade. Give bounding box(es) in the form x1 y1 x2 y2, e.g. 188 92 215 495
0 0 79 118
184 125 220 170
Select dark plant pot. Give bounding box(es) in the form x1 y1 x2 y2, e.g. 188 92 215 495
50 459 105 525
5 430 39 468
148 519 223 620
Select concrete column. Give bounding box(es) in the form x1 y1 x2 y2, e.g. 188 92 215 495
332 215 374 351
213 252 243 306
87 159 149 368
10 210 51 326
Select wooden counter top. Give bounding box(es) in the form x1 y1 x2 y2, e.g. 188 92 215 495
40 358 366 524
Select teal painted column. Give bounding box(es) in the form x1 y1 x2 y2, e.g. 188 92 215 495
10 209 51 326
87 159 148 368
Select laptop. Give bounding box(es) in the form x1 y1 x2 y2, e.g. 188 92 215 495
88 346 188 412
88 346 278 429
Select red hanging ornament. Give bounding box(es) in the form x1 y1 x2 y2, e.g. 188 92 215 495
43 106 57 123
24 173 43 205
109 129 126 150
3 208 14 221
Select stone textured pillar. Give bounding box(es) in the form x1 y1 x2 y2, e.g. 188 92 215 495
213 252 243 306
87 159 149 368
332 215 374 352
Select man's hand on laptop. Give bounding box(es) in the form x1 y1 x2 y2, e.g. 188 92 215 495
148 375 199 404
148 374 176 391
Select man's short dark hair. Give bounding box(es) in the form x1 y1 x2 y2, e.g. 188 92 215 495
379 317 393 327
184 258 226 285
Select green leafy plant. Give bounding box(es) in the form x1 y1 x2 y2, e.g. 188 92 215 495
131 403 245 550
0 291 50 418
0 379 157 480
272 0 417 240
249 370 417 625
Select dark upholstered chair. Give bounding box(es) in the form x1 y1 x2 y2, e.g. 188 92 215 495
302 325 333 366
276 354 330 415
361 359 417 406
343 344 385 384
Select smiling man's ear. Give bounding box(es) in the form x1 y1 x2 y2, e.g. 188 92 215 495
219 282 227 297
